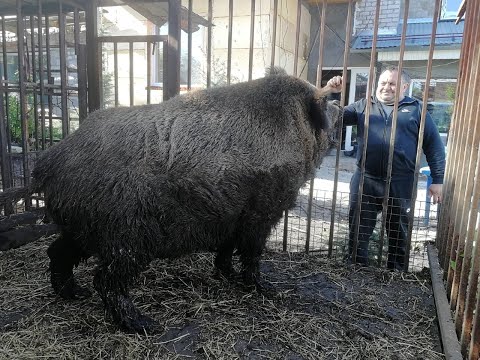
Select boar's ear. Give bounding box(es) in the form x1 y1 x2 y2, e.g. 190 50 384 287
309 96 331 132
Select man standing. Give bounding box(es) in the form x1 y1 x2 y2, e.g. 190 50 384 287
323 66 445 270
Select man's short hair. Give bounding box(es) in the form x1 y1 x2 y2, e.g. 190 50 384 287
382 66 411 84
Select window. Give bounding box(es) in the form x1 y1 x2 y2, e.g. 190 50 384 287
411 79 456 143
442 0 462 19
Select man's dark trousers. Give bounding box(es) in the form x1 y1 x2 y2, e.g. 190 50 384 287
348 169 414 270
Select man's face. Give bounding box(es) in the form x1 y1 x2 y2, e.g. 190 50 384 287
375 70 409 104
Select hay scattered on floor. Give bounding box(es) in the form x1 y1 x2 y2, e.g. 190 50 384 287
0 235 442 359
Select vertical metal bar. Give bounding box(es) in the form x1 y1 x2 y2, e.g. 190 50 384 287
445 1 479 291
304 186 315 254
129 41 134 106
328 0 354 256
377 0 409 269
352 0 381 265
86 0 100 112
45 15 53 146
77 49 88 120
16 0 31 210
310 0 327 255
98 40 103 108
0 66 14 214
227 0 233 85
282 211 288 252
457 2 480 355
437 0 473 270
270 0 278 69
58 1 68 138
2 16 11 154
114 42 118 106
163 41 167 101
445 134 472 286
449 1 480 315
271 0 283 248
458 138 480 356
146 41 151 105
315 0 326 88
293 0 301 76
187 0 192 90
29 16 39 151
469 277 480 359
248 0 255 81
206 0 212 88
405 0 441 271
74 8 87 122
166 0 180 99
38 0 46 148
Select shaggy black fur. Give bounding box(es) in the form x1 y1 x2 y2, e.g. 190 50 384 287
3 69 341 333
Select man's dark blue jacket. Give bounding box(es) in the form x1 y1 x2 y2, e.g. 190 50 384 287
343 96 445 184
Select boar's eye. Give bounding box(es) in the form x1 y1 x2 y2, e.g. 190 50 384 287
309 96 330 132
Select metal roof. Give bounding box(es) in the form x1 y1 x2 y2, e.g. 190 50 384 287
352 18 465 51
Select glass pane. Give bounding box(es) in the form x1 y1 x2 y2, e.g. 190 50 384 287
354 72 368 101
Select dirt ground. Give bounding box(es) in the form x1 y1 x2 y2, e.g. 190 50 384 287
0 235 443 359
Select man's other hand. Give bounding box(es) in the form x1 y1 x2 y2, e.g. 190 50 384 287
429 183 443 204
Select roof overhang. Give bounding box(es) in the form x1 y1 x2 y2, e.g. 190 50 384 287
352 19 464 52
99 0 210 33
376 48 461 61
0 0 87 15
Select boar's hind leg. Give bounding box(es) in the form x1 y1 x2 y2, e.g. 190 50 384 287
214 242 235 278
47 232 92 299
93 261 159 334
237 224 271 291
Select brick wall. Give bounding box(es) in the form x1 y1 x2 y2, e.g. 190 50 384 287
401 0 436 19
354 0 437 35
354 0 401 35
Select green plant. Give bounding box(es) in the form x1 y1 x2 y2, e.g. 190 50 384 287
6 94 35 145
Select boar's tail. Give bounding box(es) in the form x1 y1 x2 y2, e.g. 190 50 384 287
0 185 35 206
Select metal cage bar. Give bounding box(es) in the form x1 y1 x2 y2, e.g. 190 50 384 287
352 0 381 266
248 0 255 81
405 0 442 272
227 0 232 85
328 0 354 258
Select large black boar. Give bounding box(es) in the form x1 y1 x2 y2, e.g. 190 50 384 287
1 68 341 333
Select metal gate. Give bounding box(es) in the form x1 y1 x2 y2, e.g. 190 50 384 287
97 35 168 107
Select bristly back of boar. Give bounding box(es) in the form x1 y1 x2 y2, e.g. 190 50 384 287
30 69 340 333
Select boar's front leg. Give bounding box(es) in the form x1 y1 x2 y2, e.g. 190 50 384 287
93 256 159 334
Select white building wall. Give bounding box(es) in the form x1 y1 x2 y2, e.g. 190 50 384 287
186 0 311 82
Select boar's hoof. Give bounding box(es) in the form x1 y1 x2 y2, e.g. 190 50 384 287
242 271 276 296
121 313 161 335
213 265 236 280
214 254 235 279
109 294 161 334
51 272 92 300
242 270 262 290
254 280 277 297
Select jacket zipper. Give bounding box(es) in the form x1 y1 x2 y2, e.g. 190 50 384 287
378 102 389 178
